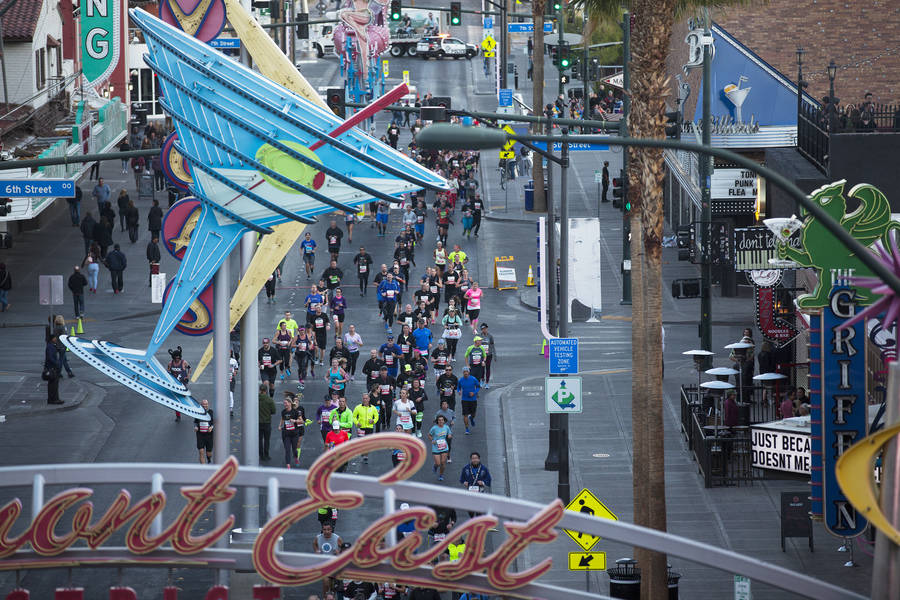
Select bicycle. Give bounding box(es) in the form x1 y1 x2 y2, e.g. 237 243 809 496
497 163 508 190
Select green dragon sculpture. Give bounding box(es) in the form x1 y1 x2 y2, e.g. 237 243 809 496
778 180 900 309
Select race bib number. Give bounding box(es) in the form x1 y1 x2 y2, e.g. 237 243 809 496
385 355 394 365
315 318 324 328
417 215 424 223
198 423 210 433
359 264 367 273
380 384 391 394
386 290 396 298
400 414 412 427
299 342 307 351
321 410 331 423
396 451 405 461
357 428 366 437
430 285 438 294
262 356 272 367
442 386 453 396
279 340 289 348
329 275 339 284
401 344 410 354
285 420 295 431
433 533 446 542
435 438 448 451
468 485 481 493
329 236 338 245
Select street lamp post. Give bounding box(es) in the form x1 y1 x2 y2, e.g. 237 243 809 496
827 59 837 104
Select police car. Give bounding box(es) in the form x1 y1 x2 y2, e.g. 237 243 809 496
416 35 478 59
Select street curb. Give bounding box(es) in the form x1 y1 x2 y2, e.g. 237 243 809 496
482 213 537 223
0 374 93 421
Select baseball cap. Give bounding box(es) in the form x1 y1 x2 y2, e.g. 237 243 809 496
387 334 394 339
480 323 488 329
473 336 482 342
463 366 470 372
332 421 340 429
262 337 270 343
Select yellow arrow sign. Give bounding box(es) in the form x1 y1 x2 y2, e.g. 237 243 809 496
402 70 410 85
382 60 389 77
498 125 516 160
483 50 495 58
568 552 607 571
564 488 618 551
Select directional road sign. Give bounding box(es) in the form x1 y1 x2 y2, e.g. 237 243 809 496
549 337 578 373
507 22 554 33
545 376 582 414
531 141 610 153
498 88 513 107
568 552 607 571
564 488 618 551
0 179 75 198
483 17 493 29
209 37 241 49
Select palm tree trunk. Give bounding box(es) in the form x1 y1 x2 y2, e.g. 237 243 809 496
631 0 675 596
531 1 546 211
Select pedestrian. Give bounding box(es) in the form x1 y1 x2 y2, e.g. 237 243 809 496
67 185 82 226
429 414 452 481
470 193 483 236
152 153 165 191
300 232 317 279
88 161 100 180
316 392 340 444
52 315 74 377
167 346 191 421
116 189 130 231
313 522 344 597
193 399 215 464
279 396 302 468
0 263 11 312
131 154 146 189
601 160 610 203
125 200 140 243
146 236 161 286
479 323 497 388
147 199 163 241
79 211 96 255
258 337 281 398
344 210 355 243
105 244 127 294
325 220 343 262
342 324 363 379
265 274 277 303
459 451 491 517
92 177 111 212
456 366 480 434
293 326 316 388
464 336 487 385
67 266 88 317
82 250 100 293
274 322 294 382
118 138 130 173
353 245 373 296
44 334 63 404
93 217 114 259
464 281 483 333
258 383 277 460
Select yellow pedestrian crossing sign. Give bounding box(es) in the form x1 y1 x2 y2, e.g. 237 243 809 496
499 124 516 160
564 488 618 551
481 35 496 52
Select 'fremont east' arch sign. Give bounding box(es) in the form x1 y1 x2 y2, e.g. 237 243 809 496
0 435 864 599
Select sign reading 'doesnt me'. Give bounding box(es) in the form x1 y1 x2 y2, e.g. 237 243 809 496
750 425 810 474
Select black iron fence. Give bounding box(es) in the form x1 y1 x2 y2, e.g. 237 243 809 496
681 385 787 488
797 102 900 173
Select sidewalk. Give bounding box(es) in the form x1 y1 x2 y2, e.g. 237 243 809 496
0 158 178 414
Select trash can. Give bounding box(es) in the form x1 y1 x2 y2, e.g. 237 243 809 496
668 568 681 599
607 558 641 600
524 181 535 211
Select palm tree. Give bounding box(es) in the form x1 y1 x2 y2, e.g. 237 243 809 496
531 0 547 211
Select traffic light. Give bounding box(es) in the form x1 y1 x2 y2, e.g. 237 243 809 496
665 111 682 139
559 74 570 85
297 12 309 39
612 170 626 210
326 87 345 118
390 0 401 21
450 2 461 25
553 0 562 11
558 44 570 69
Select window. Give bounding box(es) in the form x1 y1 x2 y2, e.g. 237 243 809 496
35 48 46 89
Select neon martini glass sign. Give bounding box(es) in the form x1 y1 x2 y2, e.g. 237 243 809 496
61 10 448 419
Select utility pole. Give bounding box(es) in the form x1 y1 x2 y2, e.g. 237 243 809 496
499 0 508 88
699 9 712 353
556 1 564 98
620 11 631 305
557 128 571 504
581 14 588 128
543 120 559 472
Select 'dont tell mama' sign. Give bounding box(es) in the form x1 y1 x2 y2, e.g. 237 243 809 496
0 435 563 598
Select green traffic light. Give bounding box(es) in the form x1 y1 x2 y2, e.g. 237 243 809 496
451 17 460 24
560 58 570 68
553 1 561 10
624 201 632 211
391 11 400 20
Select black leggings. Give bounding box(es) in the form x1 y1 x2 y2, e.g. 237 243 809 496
359 274 368 294
472 212 482 234
383 302 396 326
282 432 299 465
295 351 313 378
277 347 291 371
445 338 458 357
485 354 493 383
348 351 360 375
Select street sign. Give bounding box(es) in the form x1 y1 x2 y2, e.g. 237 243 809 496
481 35 496 52
209 37 241 49
38 275 64 306
594 170 603 184
564 488 618 551
507 22 554 33
545 376 582 414
568 552 607 571
602 71 624 89
151 273 167 304
498 88 513 107
0 179 75 198
548 337 578 374
498 124 516 160
483 17 493 29
402 70 410 85
483 50 495 58
531 141 610 153
382 60 389 77
734 575 751 600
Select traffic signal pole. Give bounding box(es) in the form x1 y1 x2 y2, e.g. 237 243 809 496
699 10 712 354
620 11 631 305
557 2 565 97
